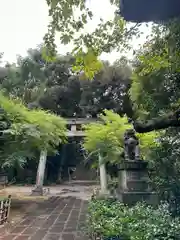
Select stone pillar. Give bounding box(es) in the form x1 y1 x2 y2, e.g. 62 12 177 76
98 154 109 197
116 160 158 205
32 150 47 196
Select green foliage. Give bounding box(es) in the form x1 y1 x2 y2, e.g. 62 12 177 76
130 20 180 120
0 48 47 104
72 49 103 79
44 0 140 78
87 199 180 239
83 110 131 166
0 92 67 164
137 131 160 157
83 110 159 167
134 20 180 76
148 129 180 215
1 50 131 119
128 20 180 214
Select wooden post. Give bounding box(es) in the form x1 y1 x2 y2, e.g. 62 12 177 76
6 195 11 221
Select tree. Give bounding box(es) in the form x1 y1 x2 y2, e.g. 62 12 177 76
129 20 180 214
35 52 132 118
44 0 140 78
0 50 46 104
128 20 180 132
83 110 158 173
79 58 132 117
0 92 66 168
44 1 180 134
0 49 133 182
1 48 131 119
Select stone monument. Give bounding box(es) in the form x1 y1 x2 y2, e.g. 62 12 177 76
116 129 158 205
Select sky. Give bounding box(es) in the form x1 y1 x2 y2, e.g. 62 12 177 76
0 0 150 64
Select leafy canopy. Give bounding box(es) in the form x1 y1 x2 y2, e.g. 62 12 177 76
83 110 159 165
0 92 67 154
44 0 140 78
130 20 180 120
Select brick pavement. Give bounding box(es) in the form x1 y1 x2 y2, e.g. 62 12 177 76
0 196 89 240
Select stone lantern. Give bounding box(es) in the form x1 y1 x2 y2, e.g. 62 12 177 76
116 129 158 205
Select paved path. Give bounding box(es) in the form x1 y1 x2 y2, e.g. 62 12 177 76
0 196 89 240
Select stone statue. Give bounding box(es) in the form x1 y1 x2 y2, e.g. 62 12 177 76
124 129 140 161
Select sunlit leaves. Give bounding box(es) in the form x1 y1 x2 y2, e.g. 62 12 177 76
130 20 180 120
83 110 130 165
44 0 138 78
41 45 57 63
83 110 158 166
72 48 103 79
137 131 161 157
0 92 67 154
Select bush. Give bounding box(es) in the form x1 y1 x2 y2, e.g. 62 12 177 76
148 129 180 216
86 199 180 240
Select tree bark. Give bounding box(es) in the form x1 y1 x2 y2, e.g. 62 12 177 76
36 150 47 189
98 154 109 195
133 109 180 133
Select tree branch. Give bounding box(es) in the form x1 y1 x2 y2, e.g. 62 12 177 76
122 86 180 133
133 109 180 133
124 23 141 37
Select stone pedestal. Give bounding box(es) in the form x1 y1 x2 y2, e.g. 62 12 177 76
31 186 43 196
116 160 158 206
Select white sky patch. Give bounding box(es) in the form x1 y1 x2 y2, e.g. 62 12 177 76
0 0 48 63
0 0 151 64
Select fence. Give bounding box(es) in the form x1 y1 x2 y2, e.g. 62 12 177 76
0 195 11 225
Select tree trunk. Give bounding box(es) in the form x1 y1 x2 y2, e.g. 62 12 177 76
32 150 47 195
99 154 109 195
